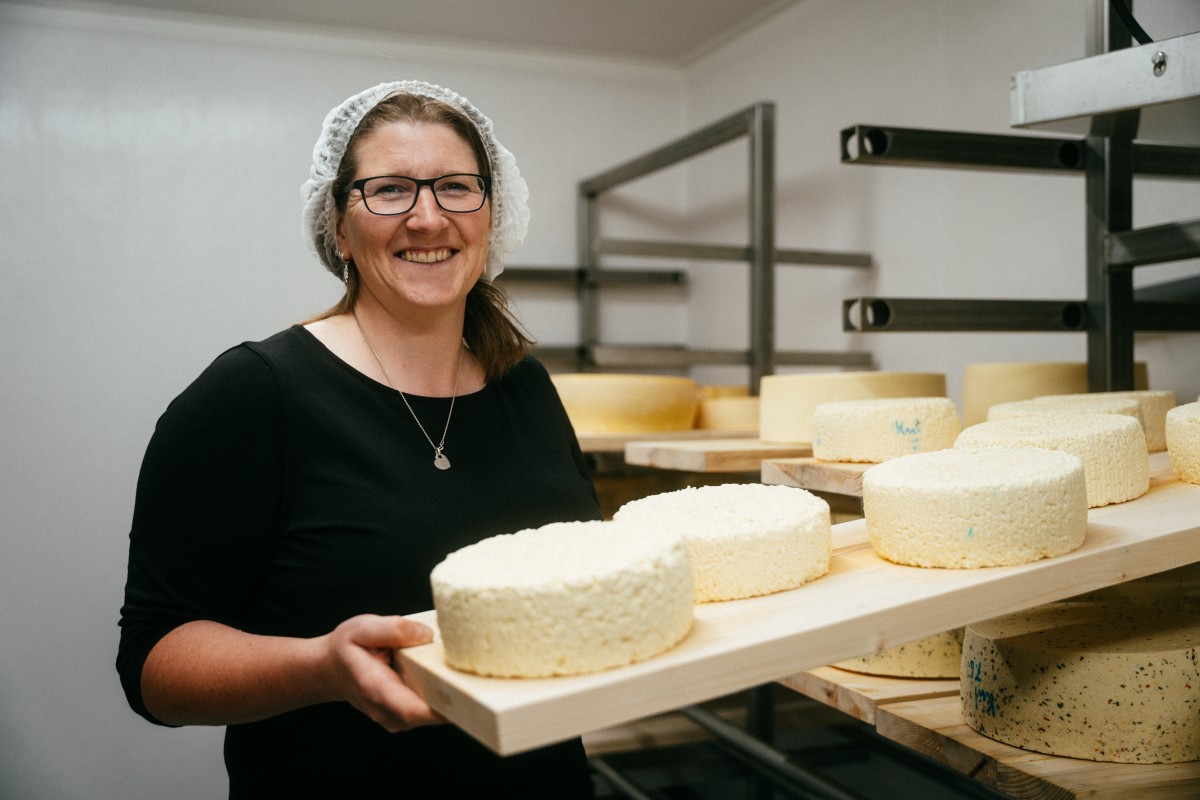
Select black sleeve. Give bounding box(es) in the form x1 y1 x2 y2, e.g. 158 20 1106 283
116 346 286 725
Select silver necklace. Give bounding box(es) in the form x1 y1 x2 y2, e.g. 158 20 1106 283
353 312 462 471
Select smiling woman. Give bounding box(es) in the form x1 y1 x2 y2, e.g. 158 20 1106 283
116 80 602 797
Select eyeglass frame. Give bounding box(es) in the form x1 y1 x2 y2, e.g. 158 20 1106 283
347 173 492 216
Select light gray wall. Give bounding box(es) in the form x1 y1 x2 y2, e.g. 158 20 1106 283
678 0 1200 402
2 2 1198 799
0 4 684 797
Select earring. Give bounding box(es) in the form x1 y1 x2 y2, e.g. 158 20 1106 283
341 255 352 285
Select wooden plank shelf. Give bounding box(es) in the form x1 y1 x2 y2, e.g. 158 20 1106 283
624 437 812 472
397 453 1199 756
778 665 958 725
577 429 751 455
762 457 870 497
877 695 1200 799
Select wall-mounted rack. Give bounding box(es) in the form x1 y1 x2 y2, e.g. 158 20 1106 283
837 2 1200 391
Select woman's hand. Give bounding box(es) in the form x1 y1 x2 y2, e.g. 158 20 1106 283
320 614 443 732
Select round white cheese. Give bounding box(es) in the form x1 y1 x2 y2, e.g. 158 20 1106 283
987 393 1144 429
431 520 694 677
955 413 1149 507
862 446 1087 568
1105 389 1176 451
614 483 831 603
550 373 699 434
759 371 946 444
834 629 963 678
963 599 1200 763
812 397 960 463
1166 401 1200 485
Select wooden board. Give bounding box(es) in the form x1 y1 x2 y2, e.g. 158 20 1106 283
778 666 959 724
877 695 1200 799
397 453 1200 756
762 457 870 497
577 428 747 454
624 438 812 472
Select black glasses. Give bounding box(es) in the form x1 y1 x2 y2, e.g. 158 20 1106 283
349 173 491 215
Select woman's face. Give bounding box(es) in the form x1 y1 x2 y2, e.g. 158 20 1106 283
336 121 491 319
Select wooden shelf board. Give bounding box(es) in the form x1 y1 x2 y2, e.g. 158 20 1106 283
878 695 1200 800
624 437 811 472
762 457 870 497
397 453 1200 756
577 429 752 455
778 665 958 725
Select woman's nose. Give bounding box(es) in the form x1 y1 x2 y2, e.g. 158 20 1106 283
406 185 447 229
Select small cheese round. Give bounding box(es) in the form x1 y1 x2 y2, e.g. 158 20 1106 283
1166 401 1200 485
955 413 1149 507
614 483 831 602
987 393 1143 429
759 371 946 444
696 396 759 432
834 629 964 678
431 520 694 678
862 446 1087 568
812 397 961 463
962 599 1200 763
1106 389 1176 451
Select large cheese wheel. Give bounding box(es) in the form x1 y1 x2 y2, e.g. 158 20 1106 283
431 520 694 677
862 446 1087 568
834 629 963 678
759 372 946 444
1166 401 1200 485
955 413 1149 507
962 599 1200 763
962 361 1149 427
987 393 1144 429
812 397 960 463
614 483 831 602
550 373 698 434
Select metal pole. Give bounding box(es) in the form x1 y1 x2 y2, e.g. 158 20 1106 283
748 102 776 393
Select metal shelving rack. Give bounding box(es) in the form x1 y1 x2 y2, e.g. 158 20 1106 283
838 0 1200 391
506 102 875 392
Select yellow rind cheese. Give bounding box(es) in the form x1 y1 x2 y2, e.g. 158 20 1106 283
614 483 831 603
962 599 1200 764
812 397 960 463
955 412 1149 507
431 520 694 678
550 373 699 434
862 446 1087 568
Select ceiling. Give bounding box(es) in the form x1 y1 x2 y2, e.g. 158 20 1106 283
71 0 802 65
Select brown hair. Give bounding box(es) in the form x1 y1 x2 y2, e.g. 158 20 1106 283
306 92 533 382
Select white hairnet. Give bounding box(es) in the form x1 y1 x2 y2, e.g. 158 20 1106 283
301 80 529 282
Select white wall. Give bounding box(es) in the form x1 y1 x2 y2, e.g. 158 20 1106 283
2 2 1198 798
679 0 1200 404
0 4 684 797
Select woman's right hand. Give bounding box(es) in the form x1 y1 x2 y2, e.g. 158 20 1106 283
320 614 443 733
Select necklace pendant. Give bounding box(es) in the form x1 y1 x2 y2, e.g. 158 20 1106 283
434 451 451 470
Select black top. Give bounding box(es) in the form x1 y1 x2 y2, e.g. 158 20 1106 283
118 326 601 797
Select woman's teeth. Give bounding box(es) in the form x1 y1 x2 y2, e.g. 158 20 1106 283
400 249 452 263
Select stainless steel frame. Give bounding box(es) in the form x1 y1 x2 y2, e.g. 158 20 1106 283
574 102 873 392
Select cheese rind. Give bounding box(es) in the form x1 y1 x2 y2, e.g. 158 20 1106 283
1105 389 1176 451
862 446 1087 568
834 629 963 678
431 520 694 677
1166 401 1200 485
962 600 1200 763
955 412 1149 507
812 397 960 463
759 371 946 444
614 483 831 602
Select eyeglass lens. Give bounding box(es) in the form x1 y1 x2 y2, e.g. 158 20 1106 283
359 174 487 214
